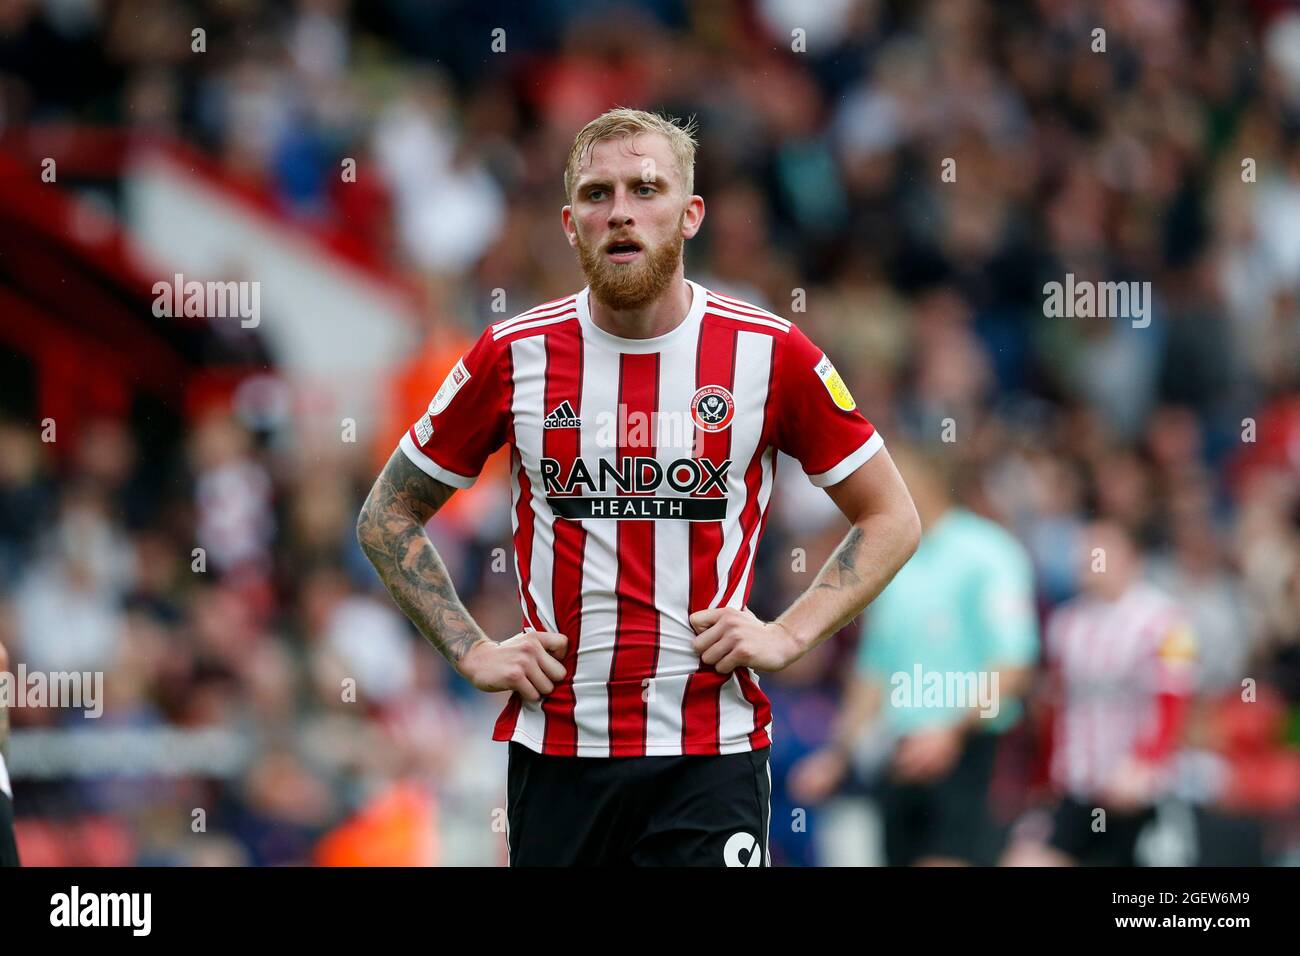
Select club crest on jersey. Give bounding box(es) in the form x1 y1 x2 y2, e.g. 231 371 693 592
813 353 856 412
428 357 471 417
690 385 734 432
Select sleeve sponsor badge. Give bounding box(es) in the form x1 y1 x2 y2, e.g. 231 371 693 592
414 415 434 446
1157 623 1196 664
428 357 471 417
813 353 856 411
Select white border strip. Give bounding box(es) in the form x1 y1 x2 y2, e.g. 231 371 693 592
399 432 476 488
807 431 884 487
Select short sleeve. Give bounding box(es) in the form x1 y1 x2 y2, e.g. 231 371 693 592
771 324 882 487
1148 612 1197 695
975 535 1039 668
398 327 511 488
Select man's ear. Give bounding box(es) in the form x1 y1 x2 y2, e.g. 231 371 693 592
561 205 578 247
681 195 705 240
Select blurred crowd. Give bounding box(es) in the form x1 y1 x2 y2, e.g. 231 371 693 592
2 0 1300 864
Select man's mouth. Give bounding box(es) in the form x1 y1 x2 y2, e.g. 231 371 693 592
605 239 643 263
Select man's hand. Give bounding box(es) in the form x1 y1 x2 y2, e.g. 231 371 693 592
688 606 804 674
459 630 569 702
788 748 850 804
891 725 963 783
1099 757 1160 813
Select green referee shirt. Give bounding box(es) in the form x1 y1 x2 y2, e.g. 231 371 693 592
857 508 1039 734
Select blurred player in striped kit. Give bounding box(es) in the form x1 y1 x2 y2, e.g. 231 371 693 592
1002 520 1196 866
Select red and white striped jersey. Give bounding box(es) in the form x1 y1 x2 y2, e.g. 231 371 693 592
1044 581 1196 798
398 280 883 757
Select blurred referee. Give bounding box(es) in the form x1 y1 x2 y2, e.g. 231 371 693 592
0 639 18 866
790 447 1038 865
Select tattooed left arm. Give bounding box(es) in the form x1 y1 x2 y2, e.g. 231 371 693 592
690 447 919 673
778 447 919 650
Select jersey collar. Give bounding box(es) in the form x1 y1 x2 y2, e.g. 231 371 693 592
577 279 707 353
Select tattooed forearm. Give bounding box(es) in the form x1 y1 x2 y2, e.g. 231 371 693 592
357 451 489 667
812 526 865 594
794 525 875 640
776 512 916 651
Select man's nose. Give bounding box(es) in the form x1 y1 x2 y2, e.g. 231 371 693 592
608 188 634 227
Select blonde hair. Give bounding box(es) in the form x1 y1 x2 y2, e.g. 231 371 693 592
564 107 699 203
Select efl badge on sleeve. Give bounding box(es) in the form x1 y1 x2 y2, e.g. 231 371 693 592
1158 623 1196 664
813 353 856 411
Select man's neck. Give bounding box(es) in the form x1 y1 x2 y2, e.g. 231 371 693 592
1095 577 1139 604
589 273 693 340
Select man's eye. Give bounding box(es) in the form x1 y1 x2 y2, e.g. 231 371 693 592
588 189 606 201
637 185 657 195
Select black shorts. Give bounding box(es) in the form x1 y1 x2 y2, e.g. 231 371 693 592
0 792 19 868
1045 796 1155 866
875 731 1000 866
506 742 771 866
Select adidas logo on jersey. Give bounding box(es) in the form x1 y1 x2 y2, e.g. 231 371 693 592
544 400 581 429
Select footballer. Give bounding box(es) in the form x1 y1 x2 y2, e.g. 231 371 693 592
358 108 920 866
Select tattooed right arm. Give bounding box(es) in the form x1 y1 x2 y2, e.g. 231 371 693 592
357 451 571 700
356 451 488 668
